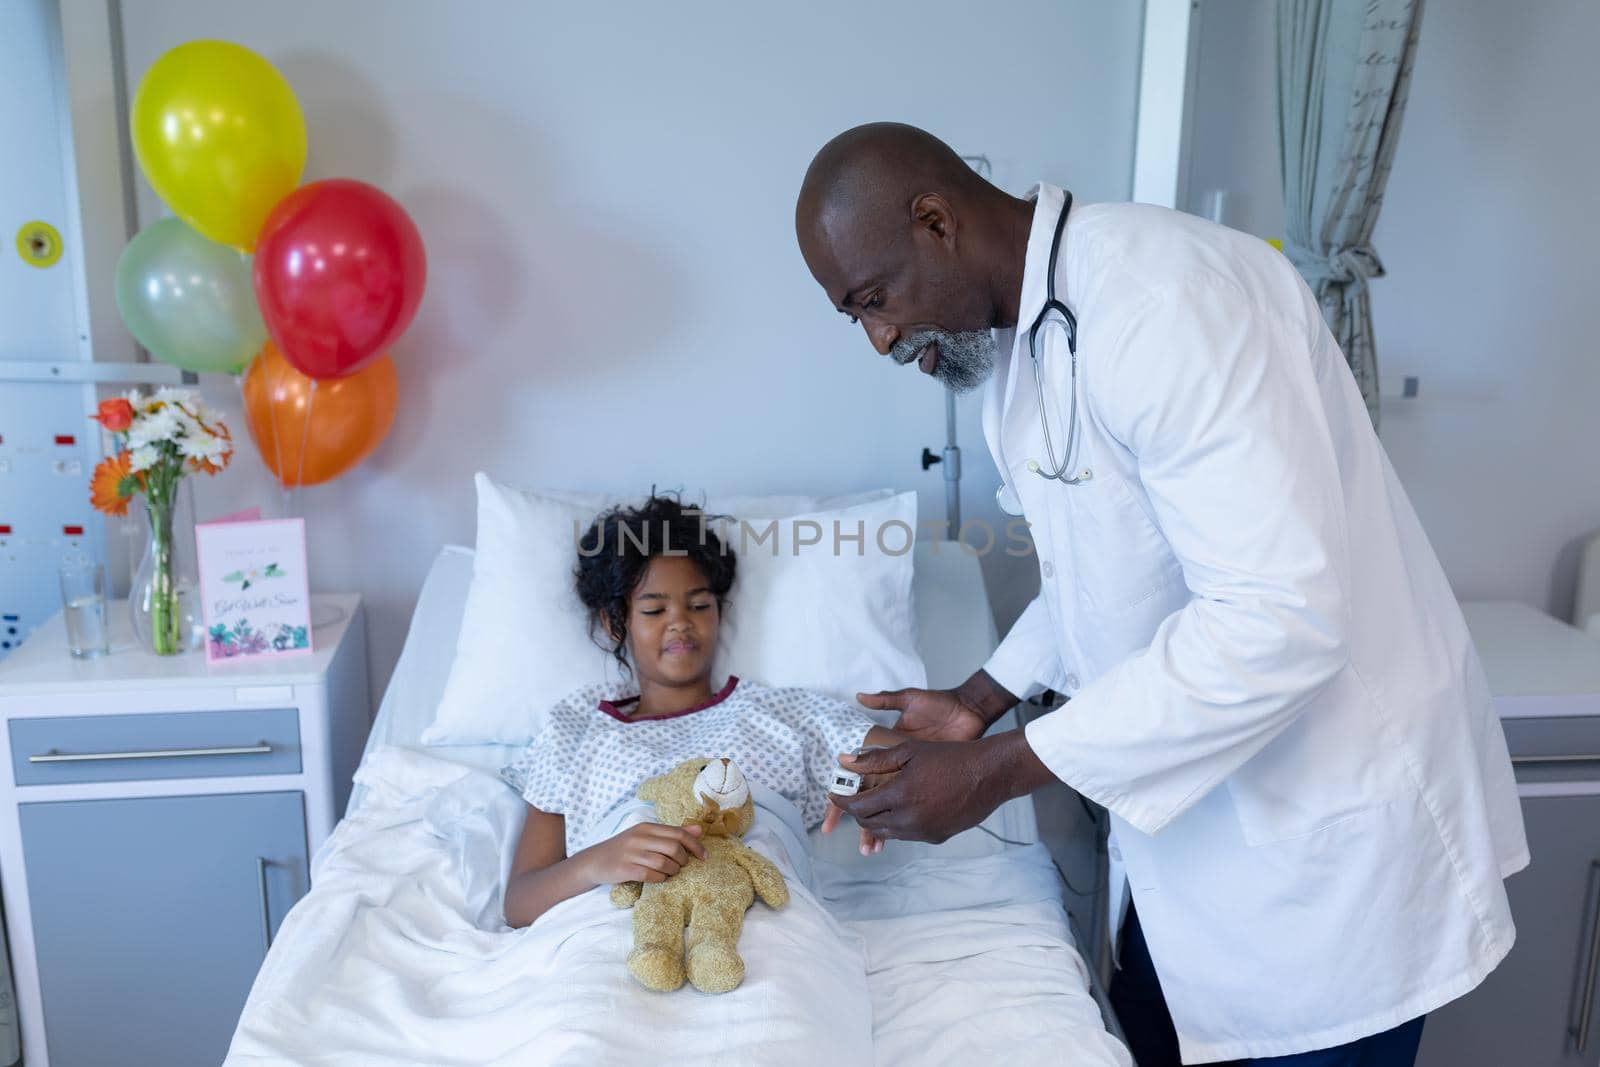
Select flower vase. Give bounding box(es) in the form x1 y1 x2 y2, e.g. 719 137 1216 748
129 495 201 655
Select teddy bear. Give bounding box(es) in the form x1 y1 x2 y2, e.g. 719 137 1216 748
610 757 789 993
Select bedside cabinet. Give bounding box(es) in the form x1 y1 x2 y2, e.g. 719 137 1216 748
0 594 370 1067
1416 602 1600 1066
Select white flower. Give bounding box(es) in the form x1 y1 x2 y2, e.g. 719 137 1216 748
127 406 180 449
153 386 200 408
172 392 225 435
128 445 160 472
179 432 229 461
171 407 204 439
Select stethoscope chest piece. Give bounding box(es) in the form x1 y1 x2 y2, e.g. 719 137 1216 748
1026 459 1092 482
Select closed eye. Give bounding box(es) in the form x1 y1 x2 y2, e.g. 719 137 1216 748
641 603 713 615
844 292 883 326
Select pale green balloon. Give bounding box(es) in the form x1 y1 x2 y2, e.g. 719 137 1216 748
114 216 268 375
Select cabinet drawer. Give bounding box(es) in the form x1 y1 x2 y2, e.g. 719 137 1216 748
10 708 301 786
1502 716 1600 784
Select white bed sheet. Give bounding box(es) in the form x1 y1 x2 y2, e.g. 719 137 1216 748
229 750 878 1067
262 542 1128 1066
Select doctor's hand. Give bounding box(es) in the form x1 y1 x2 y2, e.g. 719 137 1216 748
828 732 1056 844
856 687 987 743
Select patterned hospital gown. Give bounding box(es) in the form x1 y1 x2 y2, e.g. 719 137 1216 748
500 676 875 854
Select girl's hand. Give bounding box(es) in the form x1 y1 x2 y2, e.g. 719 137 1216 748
580 822 708 885
821 801 889 856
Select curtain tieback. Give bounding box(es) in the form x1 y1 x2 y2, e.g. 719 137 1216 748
1287 244 1386 288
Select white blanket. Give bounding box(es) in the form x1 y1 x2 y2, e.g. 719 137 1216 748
815 851 1132 1066
225 748 872 1067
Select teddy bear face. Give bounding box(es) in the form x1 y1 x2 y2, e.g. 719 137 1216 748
638 757 755 837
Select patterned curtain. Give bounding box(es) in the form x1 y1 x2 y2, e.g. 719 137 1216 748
1277 0 1425 430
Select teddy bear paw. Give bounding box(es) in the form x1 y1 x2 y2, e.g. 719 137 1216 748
627 945 686 992
686 942 745 994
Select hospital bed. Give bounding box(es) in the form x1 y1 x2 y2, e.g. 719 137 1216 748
227 542 1131 1066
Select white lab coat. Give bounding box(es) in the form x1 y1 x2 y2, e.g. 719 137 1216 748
981 184 1528 1063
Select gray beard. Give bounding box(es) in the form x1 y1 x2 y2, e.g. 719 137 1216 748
888 329 998 395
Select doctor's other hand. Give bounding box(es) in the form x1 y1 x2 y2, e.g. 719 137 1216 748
856 687 987 743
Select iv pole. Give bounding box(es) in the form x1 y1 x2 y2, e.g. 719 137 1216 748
920 397 961 540
918 153 991 541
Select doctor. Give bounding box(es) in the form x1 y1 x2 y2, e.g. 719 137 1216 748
797 123 1527 1066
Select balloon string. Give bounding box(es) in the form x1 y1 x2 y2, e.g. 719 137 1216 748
293 378 317 515
266 356 293 518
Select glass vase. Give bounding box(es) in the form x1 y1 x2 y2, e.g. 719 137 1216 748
129 492 202 656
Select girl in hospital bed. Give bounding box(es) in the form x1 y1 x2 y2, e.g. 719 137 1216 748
500 494 901 928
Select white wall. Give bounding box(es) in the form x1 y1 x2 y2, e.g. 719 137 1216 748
1181 0 1284 238
1179 0 1600 621
102 1 1144 696
1373 1 1600 619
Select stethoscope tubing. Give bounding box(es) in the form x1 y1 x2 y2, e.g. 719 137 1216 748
1028 192 1091 485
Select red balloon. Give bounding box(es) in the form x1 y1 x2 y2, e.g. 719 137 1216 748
253 179 426 379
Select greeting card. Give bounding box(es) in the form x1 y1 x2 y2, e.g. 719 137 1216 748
195 516 312 661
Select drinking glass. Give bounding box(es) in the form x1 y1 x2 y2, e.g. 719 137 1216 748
58 557 109 659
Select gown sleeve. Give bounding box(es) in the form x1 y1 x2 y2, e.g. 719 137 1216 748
767 687 874 828
499 698 583 816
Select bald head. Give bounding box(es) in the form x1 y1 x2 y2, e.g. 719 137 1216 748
795 123 988 248
794 123 1032 392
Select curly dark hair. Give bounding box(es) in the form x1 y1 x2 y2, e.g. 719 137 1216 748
574 493 737 678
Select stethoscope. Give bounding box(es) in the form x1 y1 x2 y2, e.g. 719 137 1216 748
996 192 1091 514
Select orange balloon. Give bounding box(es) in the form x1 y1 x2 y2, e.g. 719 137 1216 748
242 341 398 487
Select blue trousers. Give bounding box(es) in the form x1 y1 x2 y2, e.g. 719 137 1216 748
1107 904 1426 1066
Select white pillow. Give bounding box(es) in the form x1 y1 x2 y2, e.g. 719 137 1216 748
423 475 925 746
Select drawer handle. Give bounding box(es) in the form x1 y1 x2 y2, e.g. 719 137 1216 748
1511 754 1600 766
1573 859 1600 1052
257 857 274 954
27 741 273 764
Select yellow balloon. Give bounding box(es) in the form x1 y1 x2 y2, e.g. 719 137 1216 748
131 40 306 252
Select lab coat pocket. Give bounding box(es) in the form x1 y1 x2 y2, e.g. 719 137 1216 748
1225 671 1410 847
1066 470 1185 615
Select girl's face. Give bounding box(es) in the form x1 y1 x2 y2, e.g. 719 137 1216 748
625 556 720 688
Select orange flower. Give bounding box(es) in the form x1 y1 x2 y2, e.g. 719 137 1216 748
89 452 142 516
90 397 135 433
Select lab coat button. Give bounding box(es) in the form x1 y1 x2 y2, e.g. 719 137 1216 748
1066 674 1079 690
1041 560 1054 579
